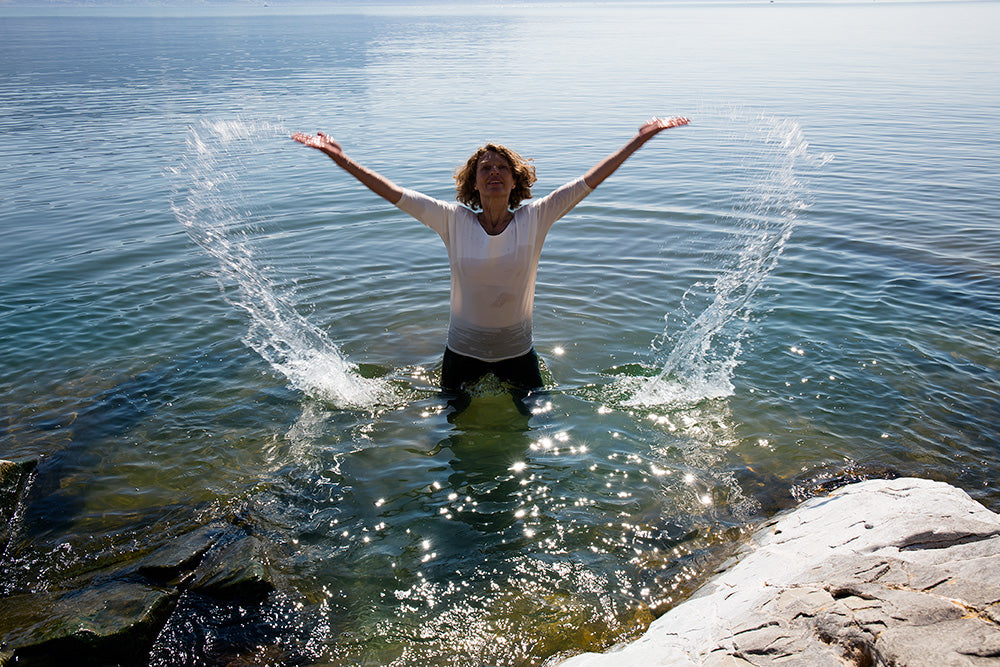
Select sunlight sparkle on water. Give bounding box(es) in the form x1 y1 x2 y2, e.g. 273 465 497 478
531 401 554 415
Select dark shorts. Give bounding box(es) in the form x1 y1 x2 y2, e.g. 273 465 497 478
440 347 544 392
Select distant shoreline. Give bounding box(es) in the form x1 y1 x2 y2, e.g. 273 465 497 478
1 0 992 20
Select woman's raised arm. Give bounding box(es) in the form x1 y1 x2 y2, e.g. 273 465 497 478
292 132 404 205
582 116 689 190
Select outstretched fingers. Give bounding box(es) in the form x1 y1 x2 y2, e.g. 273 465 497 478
640 116 691 135
292 131 343 156
291 131 320 147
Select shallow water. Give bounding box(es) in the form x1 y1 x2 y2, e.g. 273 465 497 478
2 2 999 665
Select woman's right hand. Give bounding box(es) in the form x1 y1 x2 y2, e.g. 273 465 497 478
292 131 404 204
292 131 344 159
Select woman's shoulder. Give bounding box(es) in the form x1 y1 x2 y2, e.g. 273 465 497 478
523 177 591 210
398 188 459 209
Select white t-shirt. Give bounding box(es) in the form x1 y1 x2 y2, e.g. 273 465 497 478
396 177 592 361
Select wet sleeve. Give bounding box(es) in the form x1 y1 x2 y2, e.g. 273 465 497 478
395 188 455 239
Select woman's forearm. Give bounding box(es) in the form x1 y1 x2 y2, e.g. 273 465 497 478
583 132 654 190
327 150 404 205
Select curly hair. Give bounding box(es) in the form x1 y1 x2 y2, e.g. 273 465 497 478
453 143 537 210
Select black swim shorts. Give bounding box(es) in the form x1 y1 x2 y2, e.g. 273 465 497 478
440 347 543 392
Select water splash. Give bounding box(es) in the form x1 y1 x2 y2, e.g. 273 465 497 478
626 112 833 408
169 118 394 408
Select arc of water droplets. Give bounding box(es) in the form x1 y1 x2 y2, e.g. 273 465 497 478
169 118 394 408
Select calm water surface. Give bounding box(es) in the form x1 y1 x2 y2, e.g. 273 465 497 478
2 2 999 665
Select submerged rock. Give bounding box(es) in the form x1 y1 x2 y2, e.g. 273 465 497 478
0 581 178 666
133 516 283 603
0 458 37 557
186 532 279 601
136 520 230 585
0 516 284 665
559 477 1000 666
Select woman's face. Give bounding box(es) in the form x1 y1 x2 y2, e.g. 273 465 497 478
474 151 515 204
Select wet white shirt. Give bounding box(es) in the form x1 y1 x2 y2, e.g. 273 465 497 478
396 177 592 361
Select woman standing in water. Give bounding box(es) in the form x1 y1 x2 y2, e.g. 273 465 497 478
292 116 689 393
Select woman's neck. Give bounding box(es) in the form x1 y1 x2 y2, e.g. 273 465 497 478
478 198 513 234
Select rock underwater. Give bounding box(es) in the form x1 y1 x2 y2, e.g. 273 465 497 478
0 512 286 666
0 458 36 559
558 477 1000 666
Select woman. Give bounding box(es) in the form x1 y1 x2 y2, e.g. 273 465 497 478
292 116 689 393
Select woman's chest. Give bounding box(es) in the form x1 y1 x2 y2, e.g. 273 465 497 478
449 215 538 280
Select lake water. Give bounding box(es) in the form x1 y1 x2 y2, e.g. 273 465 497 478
2 2 999 665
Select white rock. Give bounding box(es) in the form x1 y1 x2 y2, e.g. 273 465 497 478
559 477 1000 666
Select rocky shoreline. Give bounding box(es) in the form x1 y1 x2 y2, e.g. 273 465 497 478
559 477 1000 666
